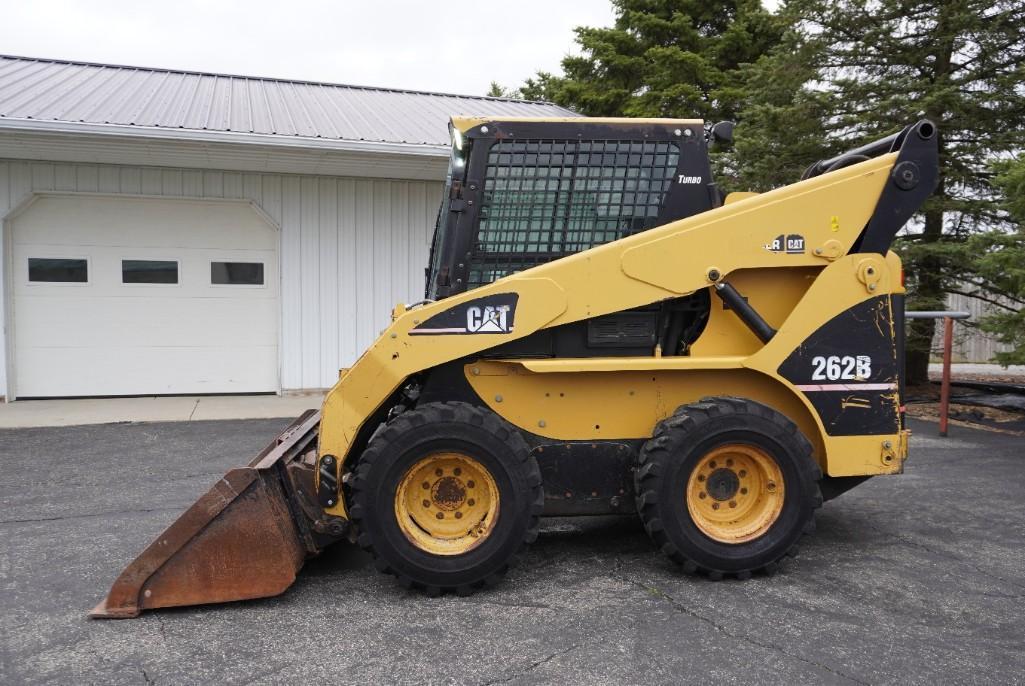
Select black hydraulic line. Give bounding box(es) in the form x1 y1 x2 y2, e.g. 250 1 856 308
802 129 904 180
713 281 777 343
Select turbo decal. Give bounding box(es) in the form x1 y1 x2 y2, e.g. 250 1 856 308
410 293 518 336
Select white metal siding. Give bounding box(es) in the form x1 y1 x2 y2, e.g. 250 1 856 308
931 291 1015 363
0 159 441 395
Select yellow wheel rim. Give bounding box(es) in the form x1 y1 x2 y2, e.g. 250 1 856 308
394 452 500 556
686 443 785 544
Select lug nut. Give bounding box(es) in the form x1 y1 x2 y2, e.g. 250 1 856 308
436 512 444 520
435 468 443 477
712 503 720 510
739 470 747 478
729 501 737 508
422 499 430 508
454 467 462 476
467 498 476 506
467 480 475 488
767 482 776 492
422 481 430 489
726 459 733 467
455 512 463 519
699 492 707 499
697 474 706 482
709 461 717 469
740 487 748 495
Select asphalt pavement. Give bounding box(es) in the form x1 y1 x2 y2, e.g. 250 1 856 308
1 417 1023 684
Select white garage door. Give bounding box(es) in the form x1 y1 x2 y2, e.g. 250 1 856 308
10 195 279 397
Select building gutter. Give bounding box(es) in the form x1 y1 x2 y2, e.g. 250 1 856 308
0 117 451 158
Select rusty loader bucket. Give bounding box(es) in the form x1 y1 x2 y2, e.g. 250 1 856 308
90 410 346 619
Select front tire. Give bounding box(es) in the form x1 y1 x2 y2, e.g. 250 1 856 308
634 397 822 579
349 402 543 595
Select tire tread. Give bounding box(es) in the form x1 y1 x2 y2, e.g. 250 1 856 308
634 396 822 579
349 401 542 596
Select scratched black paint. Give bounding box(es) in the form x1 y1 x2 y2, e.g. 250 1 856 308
778 296 901 436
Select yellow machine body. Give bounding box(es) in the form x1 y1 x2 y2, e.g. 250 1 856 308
318 153 910 519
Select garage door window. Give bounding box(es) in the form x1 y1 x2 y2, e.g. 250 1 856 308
28 257 88 283
122 259 179 284
211 261 264 286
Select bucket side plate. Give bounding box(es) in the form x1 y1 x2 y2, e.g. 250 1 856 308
90 411 322 619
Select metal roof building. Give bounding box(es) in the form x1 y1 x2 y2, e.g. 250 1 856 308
0 55 574 399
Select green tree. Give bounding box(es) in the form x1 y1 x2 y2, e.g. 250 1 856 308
733 0 1025 381
725 34 835 191
518 72 560 102
969 158 1025 365
485 81 514 98
520 0 783 121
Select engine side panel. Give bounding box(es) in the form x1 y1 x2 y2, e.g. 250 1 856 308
463 363 826 466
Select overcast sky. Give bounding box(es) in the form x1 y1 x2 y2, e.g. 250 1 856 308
0 0 619 97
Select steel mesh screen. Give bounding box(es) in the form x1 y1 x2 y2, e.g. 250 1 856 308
469 139 679 288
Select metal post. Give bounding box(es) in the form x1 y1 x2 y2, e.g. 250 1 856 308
905 310 969 437
939 316 954 437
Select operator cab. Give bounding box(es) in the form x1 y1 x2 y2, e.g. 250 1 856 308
423 117 724 359
426 117 721 301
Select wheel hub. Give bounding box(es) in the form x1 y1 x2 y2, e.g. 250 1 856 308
685 444 785 544
431 476 467 511
394 452 499 555
705 468 740 501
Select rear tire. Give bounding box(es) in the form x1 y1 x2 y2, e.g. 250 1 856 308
349 402 543 595
634 397 822 578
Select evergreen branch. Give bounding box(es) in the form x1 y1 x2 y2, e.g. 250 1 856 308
947 289 1021 312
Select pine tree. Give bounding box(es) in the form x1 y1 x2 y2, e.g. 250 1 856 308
485 81 513 98
733 0 1025 382
519 0 783 122
519 72 560 103
970 158 1025 365
724 33 835 192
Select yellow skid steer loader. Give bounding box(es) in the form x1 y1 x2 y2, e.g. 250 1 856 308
92 116 938 617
